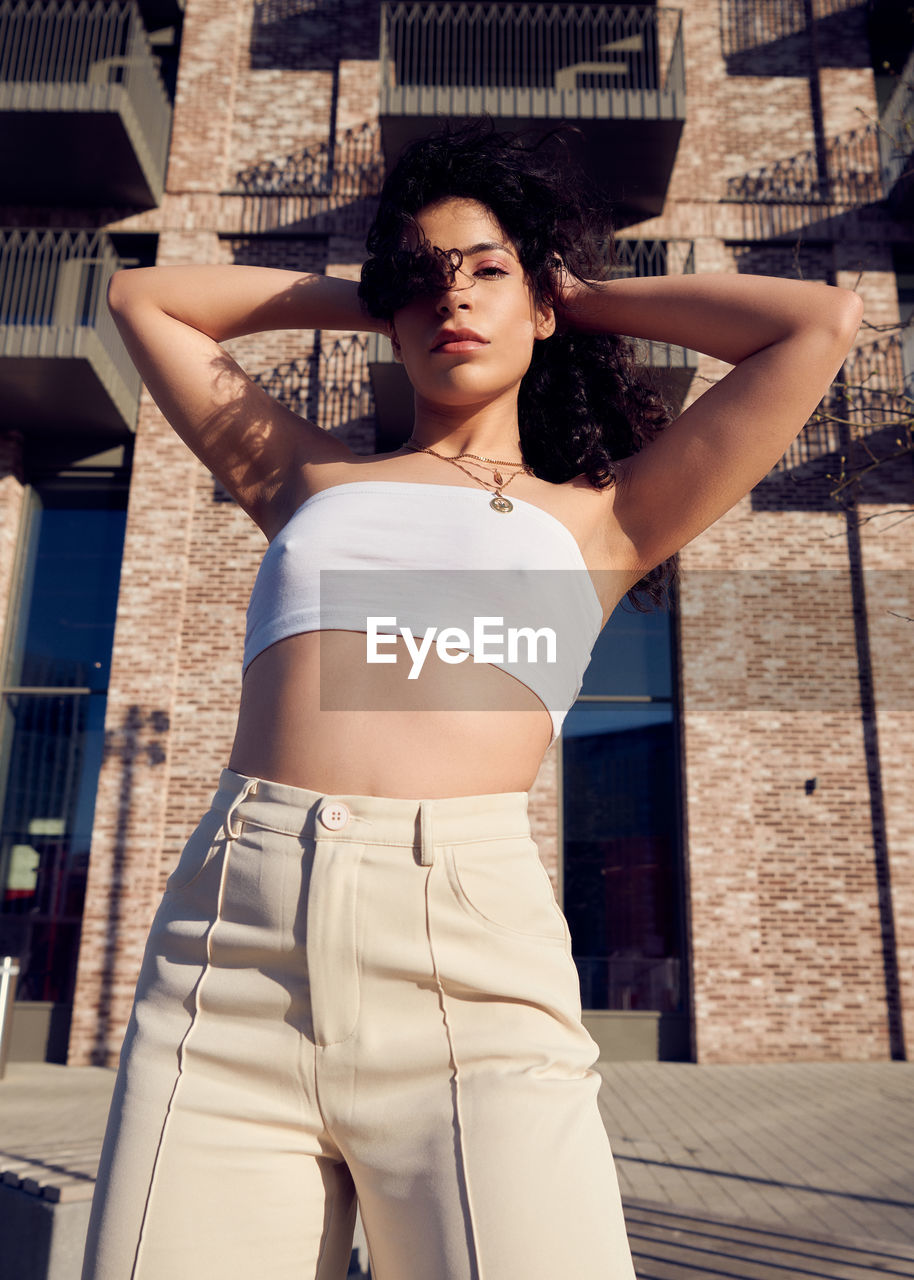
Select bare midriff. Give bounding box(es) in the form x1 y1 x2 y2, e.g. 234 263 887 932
225 459 632 799
227 630 558 797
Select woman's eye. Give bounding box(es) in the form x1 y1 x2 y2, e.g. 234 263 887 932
476 265 508 278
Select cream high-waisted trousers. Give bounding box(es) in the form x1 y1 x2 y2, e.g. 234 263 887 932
81 768 635 1280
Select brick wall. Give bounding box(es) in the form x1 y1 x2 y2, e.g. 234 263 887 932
857 467 914 1060
678 514 895 1061
619 0 912 1062
66 0 913 1066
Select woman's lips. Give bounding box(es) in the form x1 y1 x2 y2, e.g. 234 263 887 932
432 339 489 354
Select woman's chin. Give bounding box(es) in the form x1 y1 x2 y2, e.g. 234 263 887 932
409 375 524 411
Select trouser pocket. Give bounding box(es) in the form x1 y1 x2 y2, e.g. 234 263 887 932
165 808 227 894
443 837 568 945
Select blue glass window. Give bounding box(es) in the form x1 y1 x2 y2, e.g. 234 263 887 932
0 479 127 1013
561 596 685 1013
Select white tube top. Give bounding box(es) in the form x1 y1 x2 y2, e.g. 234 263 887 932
242 481 604 745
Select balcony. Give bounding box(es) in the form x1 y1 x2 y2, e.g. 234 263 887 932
720 0 867 66
368 239 698 448
0 0 173 207
879 45 914 215
613 238 697 405
780 331 911 471
0 229 141 435
725 124 883 206
379 2 686 223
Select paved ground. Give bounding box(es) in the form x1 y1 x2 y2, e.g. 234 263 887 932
1 1059 913 1278
597 1060 914 1278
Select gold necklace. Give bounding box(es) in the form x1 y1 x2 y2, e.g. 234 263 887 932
404 436 525 469
403 437 528 491
402 443 531 513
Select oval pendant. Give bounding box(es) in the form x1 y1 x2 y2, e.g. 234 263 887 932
490 494 513 513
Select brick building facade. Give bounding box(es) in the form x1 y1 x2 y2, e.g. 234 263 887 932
0 0 911 1068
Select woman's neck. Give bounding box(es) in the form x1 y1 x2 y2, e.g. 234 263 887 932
406 394 524 461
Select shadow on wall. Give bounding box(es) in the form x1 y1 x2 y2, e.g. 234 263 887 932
210 337 378 493
249 0 382 69
87 704 169 1067
719 0 872 75
230 122 385 237
250 0 341 70
730 230 912 507
250 337 375 437
228 237 329 274
725 125 884 206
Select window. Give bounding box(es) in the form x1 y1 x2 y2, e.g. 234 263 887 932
0 475 127 1007
560 593 686 1014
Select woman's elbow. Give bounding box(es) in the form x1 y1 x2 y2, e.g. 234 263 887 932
828 287 865 347
107 268 136 316
107 266 156 316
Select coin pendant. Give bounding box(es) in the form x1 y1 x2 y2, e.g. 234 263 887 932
490 495 513 513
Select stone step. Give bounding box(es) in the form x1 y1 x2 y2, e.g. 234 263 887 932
0 1146 101 1203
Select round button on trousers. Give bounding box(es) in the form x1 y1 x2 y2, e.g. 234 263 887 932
81 768 636 1280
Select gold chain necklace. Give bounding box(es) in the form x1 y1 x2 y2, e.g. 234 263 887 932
402 443 531 513
404 436 526 470
404 436 527 486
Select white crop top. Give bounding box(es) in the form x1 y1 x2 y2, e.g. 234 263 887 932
242 482 604 745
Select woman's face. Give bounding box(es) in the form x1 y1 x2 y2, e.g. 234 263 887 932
388 197 555 412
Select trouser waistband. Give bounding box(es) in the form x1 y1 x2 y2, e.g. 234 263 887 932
211 768 531 867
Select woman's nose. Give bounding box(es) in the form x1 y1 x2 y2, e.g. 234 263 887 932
436 282 473 315
437 297 470 316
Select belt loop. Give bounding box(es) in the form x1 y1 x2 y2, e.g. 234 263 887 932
224 775 260 840
418 801 435 867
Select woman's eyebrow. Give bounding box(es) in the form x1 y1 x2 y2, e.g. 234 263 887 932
459 241 516 257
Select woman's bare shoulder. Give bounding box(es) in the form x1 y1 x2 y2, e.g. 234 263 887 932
539 470 618 543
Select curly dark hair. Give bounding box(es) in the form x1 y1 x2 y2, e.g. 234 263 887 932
359 117 677 610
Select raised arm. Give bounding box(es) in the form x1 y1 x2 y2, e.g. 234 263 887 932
560 272 864 579
108 265 385 537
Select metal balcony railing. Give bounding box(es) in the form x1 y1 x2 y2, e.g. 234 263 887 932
613 239 693 279
381 2 684 115
720 0 864 59
879 46 914 211
725 124 883 205
0 0 173 204
613 239 697 375
234 122 385 199
249 335 374 436
837 331 911 419
783 331 911 468
0 229 141 431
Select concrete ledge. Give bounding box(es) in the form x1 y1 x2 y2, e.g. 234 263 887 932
583 1010 690 1061
7 1004 73 1065
0 1182 93 1280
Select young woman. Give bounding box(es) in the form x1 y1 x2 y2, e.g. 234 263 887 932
82 123 862 1280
